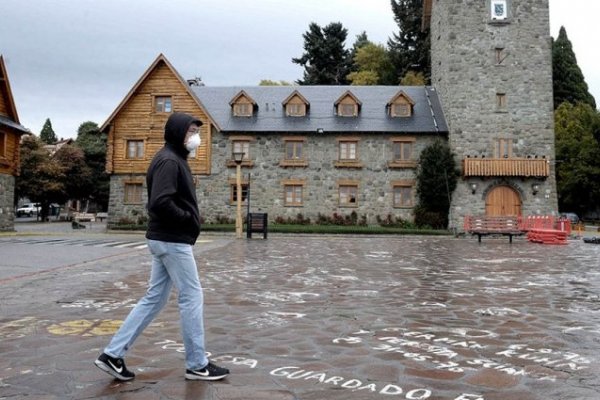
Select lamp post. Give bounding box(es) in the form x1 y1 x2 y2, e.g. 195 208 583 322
232 151 244 238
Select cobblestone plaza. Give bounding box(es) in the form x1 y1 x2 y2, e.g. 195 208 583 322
1 231 599 399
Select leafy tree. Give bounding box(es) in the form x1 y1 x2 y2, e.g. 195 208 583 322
17 136 65 220
552 27 596 109
388 0 431 84
554 102 600 216
347 43 394 85
17 135 93 221
75 121 110 211
53 144 93 203
400 70 426 86
259 80 292 86
415 139 460 229
39 118 58 144
293 22 351 85
347 70 380 85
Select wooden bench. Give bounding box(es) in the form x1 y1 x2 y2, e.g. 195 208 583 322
246 212 268 239
464 215 524 243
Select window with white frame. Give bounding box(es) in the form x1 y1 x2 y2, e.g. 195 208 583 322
284 184 303 206
285 140 304 160
339 141 357 161
339 185 358 207
392 141 413 161
155 96 172 113
126 140 144 159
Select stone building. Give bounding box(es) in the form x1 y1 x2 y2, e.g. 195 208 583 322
0 55 29 231
103 0 558 229
426 0 558 228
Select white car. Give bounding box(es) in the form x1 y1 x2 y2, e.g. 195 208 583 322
16 203 40 217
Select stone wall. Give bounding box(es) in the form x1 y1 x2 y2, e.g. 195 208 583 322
107 175 147 228
198 131 441 225
431 0 558 229
0 174 15 231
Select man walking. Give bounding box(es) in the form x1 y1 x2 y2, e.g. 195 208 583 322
95 112 229 381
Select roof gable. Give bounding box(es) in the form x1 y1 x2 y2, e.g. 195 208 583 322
0 55 29 134
229 90 257 106
282 90 309 106
0 55 20 123
100 54 218 131
387 90 416 106
334 90 362 106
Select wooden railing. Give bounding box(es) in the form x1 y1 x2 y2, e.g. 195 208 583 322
463 158 550 177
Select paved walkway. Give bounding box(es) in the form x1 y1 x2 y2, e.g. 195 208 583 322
1 228 599 399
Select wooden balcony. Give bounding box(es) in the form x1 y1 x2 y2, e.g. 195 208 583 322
463 157 550 178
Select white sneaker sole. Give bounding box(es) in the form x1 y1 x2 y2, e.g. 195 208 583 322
185 372 228 381
94 359 134 381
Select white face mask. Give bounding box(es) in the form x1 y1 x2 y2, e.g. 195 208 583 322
185 133 201 152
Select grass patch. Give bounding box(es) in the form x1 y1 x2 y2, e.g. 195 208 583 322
111 223 450 236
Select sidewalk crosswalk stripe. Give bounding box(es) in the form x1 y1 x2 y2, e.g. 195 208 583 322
3 238 147 249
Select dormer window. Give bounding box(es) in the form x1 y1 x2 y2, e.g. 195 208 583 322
334 91 361 117
233 103 252 117
387 91 415 118
491 0 508 20
229 90 257 117
282 90 309 117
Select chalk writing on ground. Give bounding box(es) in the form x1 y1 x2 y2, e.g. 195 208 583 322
271 366 483 399
332 327 591 382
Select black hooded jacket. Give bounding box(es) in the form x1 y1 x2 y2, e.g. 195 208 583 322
145 112 202 245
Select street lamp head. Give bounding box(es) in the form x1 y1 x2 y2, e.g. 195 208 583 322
232 151 245 164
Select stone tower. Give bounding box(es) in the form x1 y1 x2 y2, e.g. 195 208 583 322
428 0 558 229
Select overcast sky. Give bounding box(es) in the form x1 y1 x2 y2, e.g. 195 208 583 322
1 0 598 139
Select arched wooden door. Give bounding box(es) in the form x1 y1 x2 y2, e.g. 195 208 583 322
485 186 522 216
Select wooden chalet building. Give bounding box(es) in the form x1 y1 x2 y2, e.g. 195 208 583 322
0 55 29 231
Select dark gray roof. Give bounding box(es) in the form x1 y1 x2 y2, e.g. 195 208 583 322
0 115 29 133
191 86 448 134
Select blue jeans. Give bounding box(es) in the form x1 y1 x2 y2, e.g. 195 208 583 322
104 240 208 370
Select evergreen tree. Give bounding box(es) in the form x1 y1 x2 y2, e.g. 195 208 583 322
415 139 459 229
388 0 431 84
39 118 58 144
349 31 371 65
552 26 596 109
293 22 351 85
554 102 600 216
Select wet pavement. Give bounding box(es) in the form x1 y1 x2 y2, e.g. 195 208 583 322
1 227 600 399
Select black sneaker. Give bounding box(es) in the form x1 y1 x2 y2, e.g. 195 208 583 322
94 353 135 381
185 362 230 381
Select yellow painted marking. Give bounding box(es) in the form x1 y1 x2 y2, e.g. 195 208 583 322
47 319 123 336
